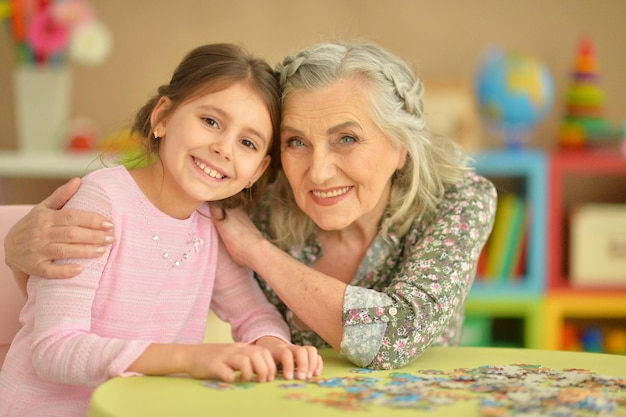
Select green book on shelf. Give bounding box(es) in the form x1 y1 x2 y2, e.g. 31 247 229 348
508 206 529 279
498 195 526 280
485 193 523 280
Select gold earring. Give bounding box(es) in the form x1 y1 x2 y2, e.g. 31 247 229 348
153 130 159 139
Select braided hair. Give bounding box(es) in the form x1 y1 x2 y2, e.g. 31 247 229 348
266 41 469 248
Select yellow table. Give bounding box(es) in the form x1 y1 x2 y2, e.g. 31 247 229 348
88 347 626 417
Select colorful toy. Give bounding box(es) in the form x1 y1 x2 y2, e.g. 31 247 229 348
64 117 99 151
558 36 620 149
475 47 554 149
561 322 582 351
580 325 604 353
604 328 626 355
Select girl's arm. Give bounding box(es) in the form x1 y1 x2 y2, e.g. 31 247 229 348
28 181 291 386
210 238 323 379
126 342 277 382
28 182 151 387
33 271 283 384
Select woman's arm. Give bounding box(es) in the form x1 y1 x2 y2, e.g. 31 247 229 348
210 206 348 351
4 177 115 291
213 173 497 369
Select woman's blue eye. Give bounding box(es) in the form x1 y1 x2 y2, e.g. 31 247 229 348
286 138 305 147
340 135 356 144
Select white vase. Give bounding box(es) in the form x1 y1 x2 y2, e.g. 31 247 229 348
13 66 71 153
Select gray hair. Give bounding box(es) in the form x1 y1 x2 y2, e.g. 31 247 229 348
266 41 469 247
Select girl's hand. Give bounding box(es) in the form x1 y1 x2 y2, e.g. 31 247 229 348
188 343 277 382
254 336 324 380
130 342 278 383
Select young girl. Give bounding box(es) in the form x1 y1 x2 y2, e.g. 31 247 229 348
0 43 322 417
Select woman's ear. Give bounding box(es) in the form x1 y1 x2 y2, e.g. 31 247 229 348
150 97 172 135
397 147 408 170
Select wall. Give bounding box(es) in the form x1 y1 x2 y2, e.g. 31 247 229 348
0 0 624 201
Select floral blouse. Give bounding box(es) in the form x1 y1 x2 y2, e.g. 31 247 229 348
252 171 497 370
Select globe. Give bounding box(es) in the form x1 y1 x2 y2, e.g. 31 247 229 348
476 48 555 149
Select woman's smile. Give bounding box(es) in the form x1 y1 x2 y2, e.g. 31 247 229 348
310 186 353 206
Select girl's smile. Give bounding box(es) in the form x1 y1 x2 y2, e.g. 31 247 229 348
192 156 227 180
132 81 273 219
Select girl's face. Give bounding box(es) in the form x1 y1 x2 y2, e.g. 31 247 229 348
152 81 272 214
280 77 407 232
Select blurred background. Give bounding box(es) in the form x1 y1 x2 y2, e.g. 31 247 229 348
0 0 625 353
1 0 624 153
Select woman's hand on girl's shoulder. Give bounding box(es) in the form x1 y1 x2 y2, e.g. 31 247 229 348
5 177 115 280
209 204 265 266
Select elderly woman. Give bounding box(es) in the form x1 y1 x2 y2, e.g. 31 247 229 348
5 41 496 370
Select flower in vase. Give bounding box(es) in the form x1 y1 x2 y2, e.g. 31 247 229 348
68 19 112 65
50 0 95 25
5 0 112 67
26 7 69 59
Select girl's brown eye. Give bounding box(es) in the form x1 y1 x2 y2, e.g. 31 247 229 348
240 139 257 151
202 117 219 128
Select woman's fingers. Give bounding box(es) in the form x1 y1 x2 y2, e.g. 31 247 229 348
42 177 81 210
45 208 114 243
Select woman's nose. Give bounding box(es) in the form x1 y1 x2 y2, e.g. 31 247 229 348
309 147 336 184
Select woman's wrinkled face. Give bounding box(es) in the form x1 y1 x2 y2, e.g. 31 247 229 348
280 77 407 231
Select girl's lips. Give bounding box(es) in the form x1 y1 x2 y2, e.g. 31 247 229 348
192 156 227 179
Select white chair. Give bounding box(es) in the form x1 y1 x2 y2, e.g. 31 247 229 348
0 205 32 367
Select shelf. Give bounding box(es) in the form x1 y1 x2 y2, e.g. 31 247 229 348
465 149 625 351
470 149 547 296
462 149 547 349
0 150 117 179
465 297 544 349
544 294 626 351
547 150 626 292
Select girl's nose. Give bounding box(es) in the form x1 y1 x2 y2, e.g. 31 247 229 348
209 138 233 161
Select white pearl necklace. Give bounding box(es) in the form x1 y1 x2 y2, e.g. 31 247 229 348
138 196 203 268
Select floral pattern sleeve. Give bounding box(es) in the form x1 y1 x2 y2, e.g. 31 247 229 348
339 172 497 369
252 172 497 370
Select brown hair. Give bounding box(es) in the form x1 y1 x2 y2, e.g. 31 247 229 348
131 43 281 210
